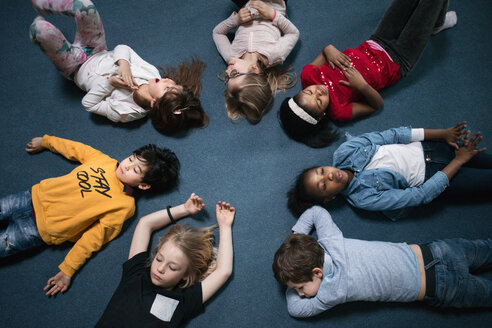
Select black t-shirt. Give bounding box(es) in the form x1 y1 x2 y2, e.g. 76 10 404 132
96 252 204 327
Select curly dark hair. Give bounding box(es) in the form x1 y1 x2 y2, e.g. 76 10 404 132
287 167 326 217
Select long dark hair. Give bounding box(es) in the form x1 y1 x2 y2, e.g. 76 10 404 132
149 57 208 135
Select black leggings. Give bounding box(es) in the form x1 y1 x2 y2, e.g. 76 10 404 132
370 0 448 76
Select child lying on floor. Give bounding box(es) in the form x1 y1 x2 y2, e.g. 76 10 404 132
273 206 492 317
97 194 236 327
1 135 179 296
288 122 491 220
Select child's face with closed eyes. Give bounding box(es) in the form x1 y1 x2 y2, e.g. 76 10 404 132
295 85 330 119
286 268 323 298
150 240 190 290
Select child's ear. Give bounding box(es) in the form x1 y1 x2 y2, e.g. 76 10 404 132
312 267 323 279
138 183 151 191
250 64 261 74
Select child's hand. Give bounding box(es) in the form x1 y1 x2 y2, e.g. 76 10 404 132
108 75 136 91
443 121 467 150
235 8 254 25
340 67 367 90
454 130 486 165
25 137 44 153
44 271 71 297
216 201 235 227
250 1 275 21
116 59 138 90
323 45 352 70
184 193 205 215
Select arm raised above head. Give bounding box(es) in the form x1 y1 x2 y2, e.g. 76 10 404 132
129 193 205 259
201 201 235 303
286 285 332 318
292 206 343 245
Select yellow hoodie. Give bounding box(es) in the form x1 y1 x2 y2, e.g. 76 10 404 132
31 135 135 277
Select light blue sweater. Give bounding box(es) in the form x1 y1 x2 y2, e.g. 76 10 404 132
286 206 421 317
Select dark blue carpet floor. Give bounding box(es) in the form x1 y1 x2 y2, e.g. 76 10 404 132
0 0 491 327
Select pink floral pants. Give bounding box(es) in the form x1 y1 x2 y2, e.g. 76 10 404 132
29 0 107 79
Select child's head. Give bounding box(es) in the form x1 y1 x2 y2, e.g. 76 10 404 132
222 58 295 124
149 57 208 135
224 73 273 124
273 234 324 298
117 144 180 192
151 224 216 289
287 166 348 216
278 93 338 148
295 85 330 117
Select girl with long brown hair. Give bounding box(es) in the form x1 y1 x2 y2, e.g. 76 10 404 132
29 0 208 135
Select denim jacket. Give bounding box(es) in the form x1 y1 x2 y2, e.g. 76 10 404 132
335 127 449 220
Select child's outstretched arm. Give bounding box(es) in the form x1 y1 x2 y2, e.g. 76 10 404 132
128 193 205 259
201 201 235 303
27 135 104 162
25 137 44 153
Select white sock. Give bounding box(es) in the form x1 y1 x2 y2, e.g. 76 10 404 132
432 11 457 35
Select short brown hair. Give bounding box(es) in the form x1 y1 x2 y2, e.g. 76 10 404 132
272 234 324 284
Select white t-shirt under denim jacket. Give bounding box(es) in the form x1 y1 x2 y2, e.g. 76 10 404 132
335 127 449 220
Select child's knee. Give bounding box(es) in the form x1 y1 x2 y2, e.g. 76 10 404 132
29 17 60 46
29 16 46 42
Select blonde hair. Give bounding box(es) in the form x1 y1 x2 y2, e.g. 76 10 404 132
225 62 296 124
153 224 217 288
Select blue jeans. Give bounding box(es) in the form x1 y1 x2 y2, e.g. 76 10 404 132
424 238 492 308
0 190 45 257
370 0 448 76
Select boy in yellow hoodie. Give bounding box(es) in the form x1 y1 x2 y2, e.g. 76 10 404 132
0 135 180 296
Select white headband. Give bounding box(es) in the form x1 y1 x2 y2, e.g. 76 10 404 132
288 98 318 125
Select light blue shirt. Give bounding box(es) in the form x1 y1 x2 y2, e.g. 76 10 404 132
335 127 449 220
286 206 421 318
